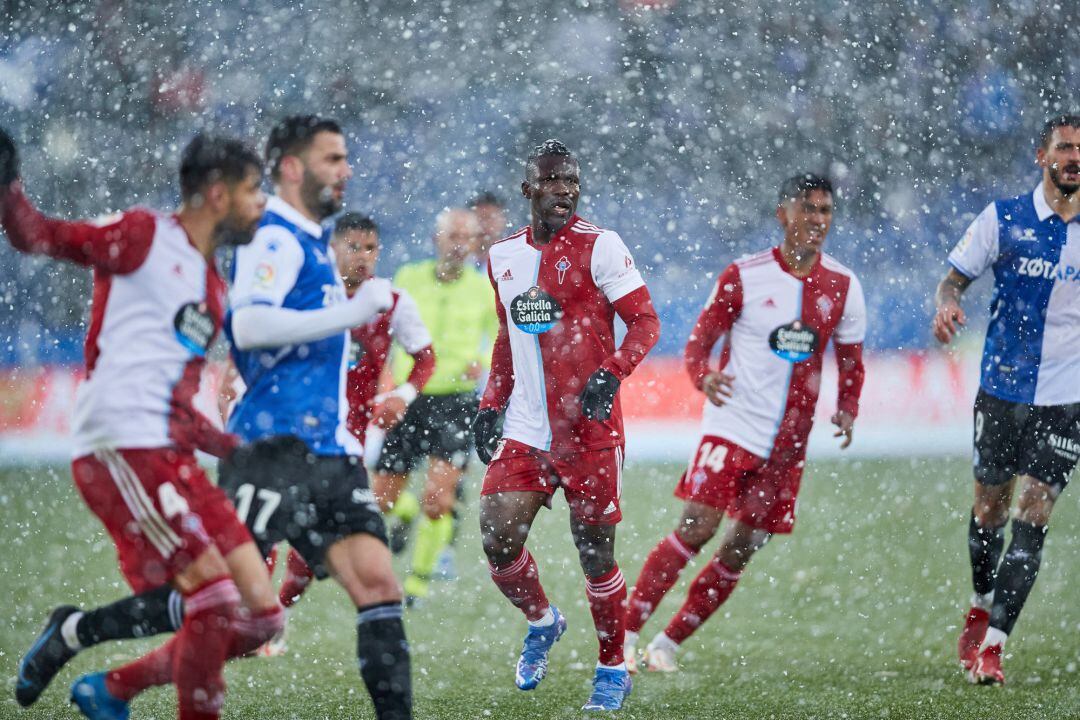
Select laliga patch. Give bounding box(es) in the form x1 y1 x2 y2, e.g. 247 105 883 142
510 286 563 334
254 262 275 289
173 302 216 356
769 321 818 363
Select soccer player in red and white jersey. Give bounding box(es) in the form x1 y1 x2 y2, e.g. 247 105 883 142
263 211 435 649
1 129 285 719
471 140 660 711
623 174 866 673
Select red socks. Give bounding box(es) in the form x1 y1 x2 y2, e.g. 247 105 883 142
585 565 627 666
107 577 240 720
229 604 285 657
664 558 742 644
626 533 698 634
279 548 314 608
489 548 549 622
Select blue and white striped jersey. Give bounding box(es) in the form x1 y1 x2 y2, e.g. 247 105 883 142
949 183 1080 406
225 195 361 456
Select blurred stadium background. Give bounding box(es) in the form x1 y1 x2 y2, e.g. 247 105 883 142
0 0 1076 461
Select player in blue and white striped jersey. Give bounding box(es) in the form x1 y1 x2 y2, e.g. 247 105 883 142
933 114 1080 686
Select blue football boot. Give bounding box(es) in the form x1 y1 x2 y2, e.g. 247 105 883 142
514 606 567 690
582 665 633 711
16 605 80 706
70 672 130 720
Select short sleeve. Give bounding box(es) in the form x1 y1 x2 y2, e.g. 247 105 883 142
591 230 646 302
833 274 867 345
229 225 305 309
948 203 999 280
389 289 433 353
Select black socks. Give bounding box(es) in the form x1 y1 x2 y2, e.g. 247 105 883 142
989 519 1047 636
75 585 181 648
968 512 1005 597
356 601 412 720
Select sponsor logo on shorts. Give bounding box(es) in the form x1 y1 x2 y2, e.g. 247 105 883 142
510 286 563 334
1048 433 1080 462
603 500 617 515
352 488 378 509
690 468 708 494
173 302 216 356
768 320 819 362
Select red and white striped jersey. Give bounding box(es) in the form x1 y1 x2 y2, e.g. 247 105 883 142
74 213 227 457
0 188 231 458
345 286 434 443
482 215 659 453
686 247 866 462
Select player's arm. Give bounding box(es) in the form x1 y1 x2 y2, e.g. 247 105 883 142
473 267 513 463
1 184 154 273
933 203 998 344
479 292 514 411
831 275 868 449
229 227 393 350
685 264 742 406
577 231 661 420
373 290 436 429
932 269 973 344
0 132 154 272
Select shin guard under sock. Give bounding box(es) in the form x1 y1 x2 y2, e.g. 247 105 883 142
968 512 1005 597
989 519 1047 636
626 533 698 634
356 601 412 720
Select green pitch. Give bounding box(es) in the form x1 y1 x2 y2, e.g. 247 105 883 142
1 457 1078 719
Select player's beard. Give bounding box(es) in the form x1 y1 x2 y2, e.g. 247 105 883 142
214 216 258 247
301 170 343 220
1048 162 1080 197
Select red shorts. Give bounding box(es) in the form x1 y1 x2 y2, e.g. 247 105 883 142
72 448 252 593
481 439 625 525
674 435 805 534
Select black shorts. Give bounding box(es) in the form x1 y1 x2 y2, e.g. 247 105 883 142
375 393 478 475
973 388 1080 491
219 436 388 579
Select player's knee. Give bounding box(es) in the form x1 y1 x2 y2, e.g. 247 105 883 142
1015 492 1054 527
972 502 1010 529
178 547 231 592
481 533 521 565
577 545 615 578
675 523 715 552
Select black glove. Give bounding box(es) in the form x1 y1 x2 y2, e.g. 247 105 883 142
580 368 620 421
471 408 501 465
0 127 18 187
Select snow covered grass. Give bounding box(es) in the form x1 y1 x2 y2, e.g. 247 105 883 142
2 457 1078 719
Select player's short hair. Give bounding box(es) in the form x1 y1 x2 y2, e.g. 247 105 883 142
778 173 833 205
526 139 575 177
334 211 378 236
265 115 343 181
469 190 504 209
1039 114 1080 148
178 134 262 202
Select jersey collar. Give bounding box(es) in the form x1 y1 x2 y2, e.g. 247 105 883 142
266 195 325 239
525 214 580 250
772 245 820 279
